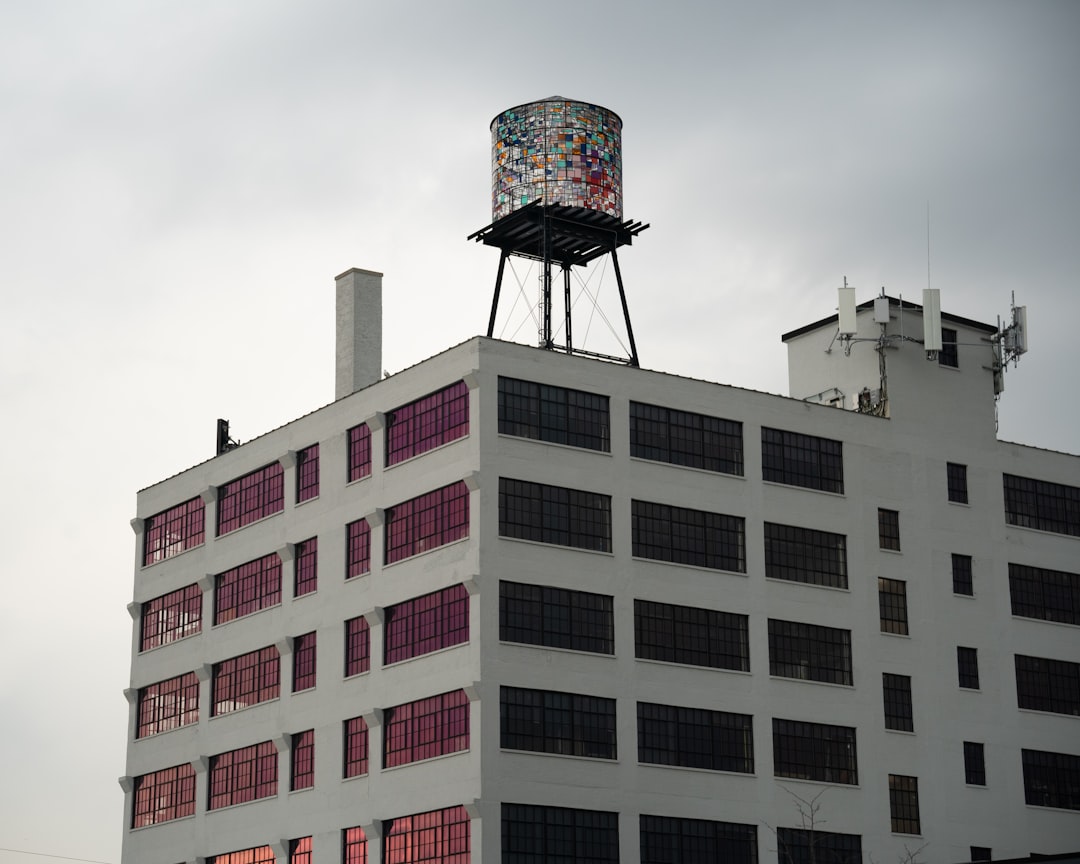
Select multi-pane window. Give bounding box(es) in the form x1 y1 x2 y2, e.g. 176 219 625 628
136 671 199 738
502 803 618 864
143 496 205 565
1003 473 1080 537
1022 748 1080 810
207 740 278 810
384 689 469 768
344 616 370 677
208 847 276 864
344 716 369 778
346 518 371 578
296 443 319 502
386 481 469 564
140 584 202 651
1015 654 1080 716
499 477 611 552
970 848 992 863
878 508 900 551
294 537 317 597
214 553 282 624
501 686 616 759
347 423 372 482
385 583 469 664
289 837 312 864
217 462 285 535
212 646 280 716
637 702 753 773
878 578 909 635
640 815 757 864
882 673 914 732
776 828 862 864
292 632 316 692
888 774 921 834
952 554 974 596
343 826 368 864
629 401 744 475
385 805 470 864
132 763 196 827
772 718 858 785
499 580 614 655
957 647 980 689
498 376 610 452
632 500 746 572
291 730 314 790
939 326 959 367
386 380 469 466
763 523 848 589
947 462 968 503
964 741 986 785
1009 562 1080 625
761 427 844 494
634 599 749 672
768 619 852 685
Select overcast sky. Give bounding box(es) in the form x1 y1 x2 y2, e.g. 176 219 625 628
1 2 1078 862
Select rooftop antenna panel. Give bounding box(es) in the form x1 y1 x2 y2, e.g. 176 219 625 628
922 288 942 352
838 284 857 336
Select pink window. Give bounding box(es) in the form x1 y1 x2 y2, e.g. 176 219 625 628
290 837 312 864
344 716 369 778
143 496 205 566
347 518 371 578
385 481 469 565
294 536 318 596
137 671 199 738
293 632 317 692
343 826 368 864
384 805 470 864
209 847 276 864
214 553 282 624
217 462 285 535
345 616 370 677
212 646 280 716
132 763 196 827
208 740 278 810
385 584 469 665
140 584 202 651
296 443 320 503
386 380 469 466
384 690 469 768
348 423 372 482
291 730 314 791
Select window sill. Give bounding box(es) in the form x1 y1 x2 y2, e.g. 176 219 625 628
1010 614 1079 630
382 747 470 772
206 794 277 815
210 695 280 720
295 494 320 507
773 775 859 789
499 640 616 659
958 686 982 693
140 542 204 570
498 432 611 457
762 480 845 498
137 630 201 655
890 831 924 838
212 602 282 629
947 499 971 507
344 669 371 681
768 675 854 690
879 547 903 555
879 631 912 639
1017 706 1080 719
628 455 744 480
952 592 976 599
500 748 616 764
385 433 469 471
885 728 916 736
765 576 849 593
634 656 751 676
1004 520 1080 540
637 762 754 778
632 556 746 578
216 508 283 540
965 783 988 789
129 813 195 832
346 471 372 487
384 640 468 670
498 534 613 556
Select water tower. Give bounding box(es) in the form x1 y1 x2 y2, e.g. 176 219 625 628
469 96 649 365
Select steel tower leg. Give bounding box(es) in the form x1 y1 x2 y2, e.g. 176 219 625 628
563 265 573 353
487 250 508 338
611 248 639 367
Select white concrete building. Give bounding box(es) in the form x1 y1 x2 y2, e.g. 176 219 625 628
121 271 1080 864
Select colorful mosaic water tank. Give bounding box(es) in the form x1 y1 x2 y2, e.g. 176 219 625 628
491 97 623 222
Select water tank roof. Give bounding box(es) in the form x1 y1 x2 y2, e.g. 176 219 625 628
490 96 622 129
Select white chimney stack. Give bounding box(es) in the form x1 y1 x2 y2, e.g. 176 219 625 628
335 268 383 399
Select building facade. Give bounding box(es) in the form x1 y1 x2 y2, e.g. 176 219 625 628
121 275 1079 864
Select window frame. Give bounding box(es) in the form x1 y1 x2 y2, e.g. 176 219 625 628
385 481 470 564
763 522 848 589
1015 654 1080 716
888 774 921 834
629 400 744 476
637 701 753 773
1022 748 1080 811
344 615 370 677
211 645 280 716
1008 562 1080 625
947 462 968 503
632 499 746 572
771 718 858 785
1003 473 1080 537
217 462 285 535
952 553 973 596
498 375 610 452
347 423 372 482
878 508 900 551
501 685 617 760
132 763 196 827
768 619 852 686
761 427 844 494
499 477 612 552
502 803 618 864
292 631 317 692
499 579 614 655
386 380 469 466
964 741 986 786
383 689 470 768
939 326 959 367
140 584 202 652
640 814 758 864
776 827 862 864
634 598 749 672
384 583 469 665
296 443 319 503
207 740 278 810
136 671 199 738
384 805 470 864
878 578 909 635
294 536 317 597
290 729 314 791
214 553 282 625
957 646 980 690
882 673 914 732
143 496 205 566
344 716 369 778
